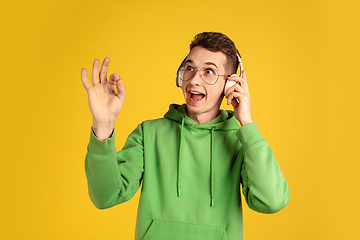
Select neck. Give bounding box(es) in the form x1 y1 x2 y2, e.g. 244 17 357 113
186 109 220 125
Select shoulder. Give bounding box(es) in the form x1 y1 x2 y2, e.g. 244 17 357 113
143 117 172 125
141 117 178 131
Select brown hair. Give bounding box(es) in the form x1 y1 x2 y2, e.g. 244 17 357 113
189 32 240 74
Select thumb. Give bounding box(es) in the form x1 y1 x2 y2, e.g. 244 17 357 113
116 79 126 100
231 98 239 109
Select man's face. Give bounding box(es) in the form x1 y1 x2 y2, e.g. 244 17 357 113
181 46 229 121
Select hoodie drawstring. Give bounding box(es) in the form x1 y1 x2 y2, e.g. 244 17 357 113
210 126 215 206
177 117 185 197
177 118 216 207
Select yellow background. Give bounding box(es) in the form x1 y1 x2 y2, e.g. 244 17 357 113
2 0 359 239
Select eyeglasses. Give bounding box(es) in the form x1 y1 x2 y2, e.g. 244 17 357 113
178 64 231 85
175 52 243 88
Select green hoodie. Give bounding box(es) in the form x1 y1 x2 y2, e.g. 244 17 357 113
85 104 290 240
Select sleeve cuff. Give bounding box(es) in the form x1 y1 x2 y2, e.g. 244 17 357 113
88 127 116 156
236 122 264 149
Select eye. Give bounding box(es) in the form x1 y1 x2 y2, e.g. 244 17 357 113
186 66 195 72
204 68 216 75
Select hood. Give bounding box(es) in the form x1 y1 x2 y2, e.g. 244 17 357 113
164 104 240 131
164 104 239 206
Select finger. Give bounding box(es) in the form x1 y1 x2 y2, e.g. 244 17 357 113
109 73 121 85
242 70 247 80
99 57 110 83
241 70 249 92
227 91 247 105
231 98 239 109
229 70 247 84
116 79 126 101
229 77 249 94
81 68 92 90
227 91 239 105
225 82 246 99
227 91 241 105
228 75 243 89
107 73 120 95
91 59 100 86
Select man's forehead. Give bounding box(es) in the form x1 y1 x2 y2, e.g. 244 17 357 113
185 59 219 68
187 47 227 70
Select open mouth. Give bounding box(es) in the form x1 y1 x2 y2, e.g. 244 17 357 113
189 91 205 101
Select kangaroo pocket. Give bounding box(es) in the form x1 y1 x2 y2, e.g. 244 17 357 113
142 220 228 240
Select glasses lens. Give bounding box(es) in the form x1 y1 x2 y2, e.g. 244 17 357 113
179 64 219 84
200 67 218 85
181 65 196 81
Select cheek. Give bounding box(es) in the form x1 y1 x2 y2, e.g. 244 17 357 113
181 81 187 95
210 80 226 97
207 87 224 102
181 80 187 89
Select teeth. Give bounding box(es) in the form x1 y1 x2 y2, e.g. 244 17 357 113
190 91 202 95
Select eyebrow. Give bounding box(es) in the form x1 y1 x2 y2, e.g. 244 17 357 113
185 59 219 70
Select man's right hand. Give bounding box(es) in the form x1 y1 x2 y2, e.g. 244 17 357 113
81 57 125 140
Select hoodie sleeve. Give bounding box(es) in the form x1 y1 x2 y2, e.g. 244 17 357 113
237 123 290 214
85 124 144 209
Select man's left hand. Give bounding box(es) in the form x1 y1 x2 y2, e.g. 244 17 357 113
225 70 254 126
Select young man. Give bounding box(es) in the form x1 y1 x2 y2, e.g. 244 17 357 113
82 32 290 240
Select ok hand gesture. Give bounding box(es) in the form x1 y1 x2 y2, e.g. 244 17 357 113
81 57 125 140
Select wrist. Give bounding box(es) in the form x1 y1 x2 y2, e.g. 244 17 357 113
92 118 115 141
239 118 254 126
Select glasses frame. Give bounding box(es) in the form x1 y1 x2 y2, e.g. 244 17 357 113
176 52 244 88
179 65 231 85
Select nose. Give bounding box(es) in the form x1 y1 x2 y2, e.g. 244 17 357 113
189 69 202 86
